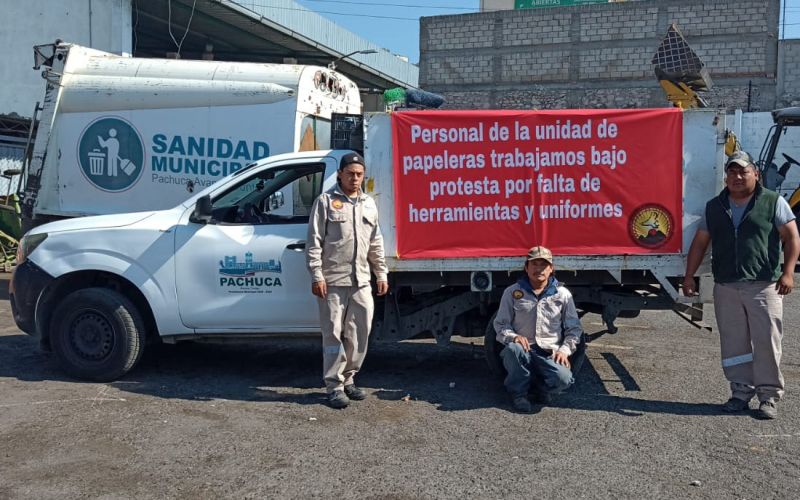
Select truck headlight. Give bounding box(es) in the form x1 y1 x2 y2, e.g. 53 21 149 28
16 233 48 265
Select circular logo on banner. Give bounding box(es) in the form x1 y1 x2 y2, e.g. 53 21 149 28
78 117 145 192
331 199 344 210
512 290 524 300
629 204 674 249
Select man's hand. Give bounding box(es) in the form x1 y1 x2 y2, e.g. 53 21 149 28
512 336 530 352
682 276 698 296
553 350 571 368
311 280 327 299
776 273 794 295
683 230 710 297
376 281 389 296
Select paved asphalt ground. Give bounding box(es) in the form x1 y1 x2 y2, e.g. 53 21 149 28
1 274 799 499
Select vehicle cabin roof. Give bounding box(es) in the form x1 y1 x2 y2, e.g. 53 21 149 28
771 107 800 125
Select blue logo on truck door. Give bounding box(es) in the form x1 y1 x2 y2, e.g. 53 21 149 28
219 252 283 293
78 117 145 192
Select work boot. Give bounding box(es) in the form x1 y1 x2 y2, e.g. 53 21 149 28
512 396 533 413
755 400 778 420
328 390 350 409
344 384 367 401
721 397 750 413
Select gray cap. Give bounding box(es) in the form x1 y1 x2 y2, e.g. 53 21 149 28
725 150 755 170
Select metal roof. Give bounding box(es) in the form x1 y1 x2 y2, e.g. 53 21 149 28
133 0 418 90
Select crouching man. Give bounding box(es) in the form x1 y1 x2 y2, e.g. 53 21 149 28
494 246 584 413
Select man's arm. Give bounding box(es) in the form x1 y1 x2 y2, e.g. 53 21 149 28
682 229 711 296
776 220 800 295
306 196 327 297
367 220 389 296
556 291 582 358
493 289 528 350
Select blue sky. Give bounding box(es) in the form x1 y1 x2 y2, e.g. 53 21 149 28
294 0 480 63
295 0 800 65
784 0 800 39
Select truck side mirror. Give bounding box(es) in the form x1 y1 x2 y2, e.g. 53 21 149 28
190 195 213 224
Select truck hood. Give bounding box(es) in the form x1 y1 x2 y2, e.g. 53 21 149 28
30 211 158 235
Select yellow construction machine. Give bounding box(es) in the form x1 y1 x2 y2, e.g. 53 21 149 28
652 23 712 109
758 107 800 220
652 25 799 220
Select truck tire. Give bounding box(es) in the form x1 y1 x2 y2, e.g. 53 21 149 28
50 288 146 381
484 312 505 378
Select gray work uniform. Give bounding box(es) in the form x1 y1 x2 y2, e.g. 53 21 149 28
493 280 583 356
493 278 584 396
713 281 784 401
306 185 388 393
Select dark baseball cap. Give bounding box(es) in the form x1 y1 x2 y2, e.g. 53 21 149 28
339 152 365 170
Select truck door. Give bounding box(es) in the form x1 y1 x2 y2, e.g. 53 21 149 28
174 158 336 331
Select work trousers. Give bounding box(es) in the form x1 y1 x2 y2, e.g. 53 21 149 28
318 285 374 393
501 343 574 398
713 281 784 402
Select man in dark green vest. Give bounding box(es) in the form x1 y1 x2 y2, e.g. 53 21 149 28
683 150 799 420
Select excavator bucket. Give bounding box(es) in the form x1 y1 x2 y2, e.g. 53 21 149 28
652 24 712 108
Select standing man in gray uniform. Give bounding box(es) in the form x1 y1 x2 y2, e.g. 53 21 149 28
307 152 389 409
494 246 584 413
683 150 799 419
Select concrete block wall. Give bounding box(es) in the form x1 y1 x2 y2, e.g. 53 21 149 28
579 5 659 42
578 46 654 80
501 50 570 82
425 54 495 85
778 40 800 108
502 12 572 46
424 16 495 51
664 2 769 37
419 0 780 111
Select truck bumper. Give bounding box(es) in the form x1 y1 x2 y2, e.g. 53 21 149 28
9 260 54 337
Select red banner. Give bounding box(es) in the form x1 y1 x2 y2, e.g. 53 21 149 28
392 109 683 258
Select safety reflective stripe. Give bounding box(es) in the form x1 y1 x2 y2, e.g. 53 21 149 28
721 352 754 367
324 345 345 355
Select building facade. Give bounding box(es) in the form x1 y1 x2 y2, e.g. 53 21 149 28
421 0 784 111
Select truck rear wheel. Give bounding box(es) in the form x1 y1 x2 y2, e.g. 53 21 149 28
50 288 146 381
484 313 505 378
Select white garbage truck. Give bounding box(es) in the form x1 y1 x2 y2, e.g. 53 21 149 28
18 42 362 229
10 108 724 381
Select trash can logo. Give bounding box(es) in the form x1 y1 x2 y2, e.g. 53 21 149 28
78 117 144 192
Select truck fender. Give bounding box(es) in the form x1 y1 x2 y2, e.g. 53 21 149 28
32 251 187 338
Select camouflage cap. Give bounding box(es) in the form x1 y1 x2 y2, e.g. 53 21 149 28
526 245 553 264
725 150 755 170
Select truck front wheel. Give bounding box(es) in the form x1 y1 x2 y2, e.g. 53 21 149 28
50 288 146 381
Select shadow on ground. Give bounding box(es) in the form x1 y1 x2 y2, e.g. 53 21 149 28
0 328 729 416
